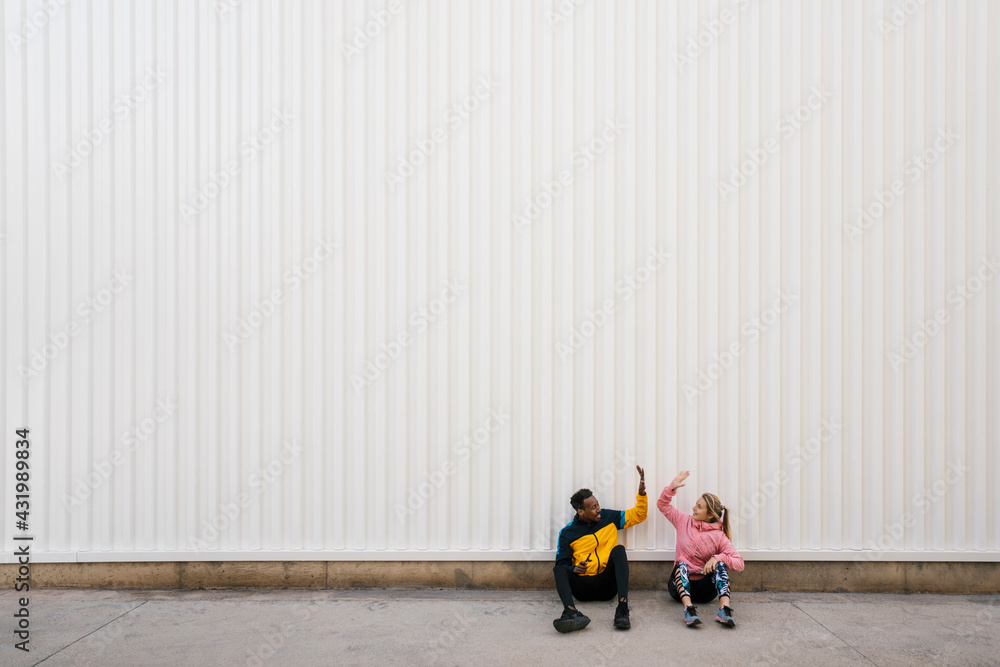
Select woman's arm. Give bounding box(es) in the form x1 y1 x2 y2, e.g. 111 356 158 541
656 471 691 528
715 536 745 572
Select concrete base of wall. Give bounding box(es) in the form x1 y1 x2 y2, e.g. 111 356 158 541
4 560 999 593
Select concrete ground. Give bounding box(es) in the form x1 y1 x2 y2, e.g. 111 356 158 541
1 589 998 666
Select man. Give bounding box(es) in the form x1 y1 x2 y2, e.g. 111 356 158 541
552 465 647 632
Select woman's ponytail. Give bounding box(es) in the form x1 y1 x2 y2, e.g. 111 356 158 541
701 493 732 541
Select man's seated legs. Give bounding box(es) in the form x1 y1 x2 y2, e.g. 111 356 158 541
552 546 631 631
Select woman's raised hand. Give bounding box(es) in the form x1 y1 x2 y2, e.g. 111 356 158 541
670 470 690 489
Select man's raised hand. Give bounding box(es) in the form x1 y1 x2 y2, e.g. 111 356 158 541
636 465 646 496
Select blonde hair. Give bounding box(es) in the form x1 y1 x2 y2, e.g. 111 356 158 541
700 493 732 541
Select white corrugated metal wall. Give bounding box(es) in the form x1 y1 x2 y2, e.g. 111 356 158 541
1 0 998 563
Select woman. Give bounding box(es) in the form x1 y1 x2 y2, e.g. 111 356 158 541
658 470 744 627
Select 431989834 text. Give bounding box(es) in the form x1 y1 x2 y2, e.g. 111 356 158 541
13 427 32 653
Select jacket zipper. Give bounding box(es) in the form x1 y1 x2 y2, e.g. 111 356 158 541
593 530 601 572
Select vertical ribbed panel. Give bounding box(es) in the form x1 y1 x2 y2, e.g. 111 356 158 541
1 0 998 562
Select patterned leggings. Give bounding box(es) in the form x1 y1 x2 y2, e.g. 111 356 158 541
667 561 731 604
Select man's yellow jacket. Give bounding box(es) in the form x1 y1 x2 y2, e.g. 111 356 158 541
555 494 647 576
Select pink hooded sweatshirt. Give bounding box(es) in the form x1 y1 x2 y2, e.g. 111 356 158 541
657 484 745 580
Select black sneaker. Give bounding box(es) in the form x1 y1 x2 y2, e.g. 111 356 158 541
553 607 591 633
614 600 631 630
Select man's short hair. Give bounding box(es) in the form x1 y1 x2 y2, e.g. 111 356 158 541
570 488 593 511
